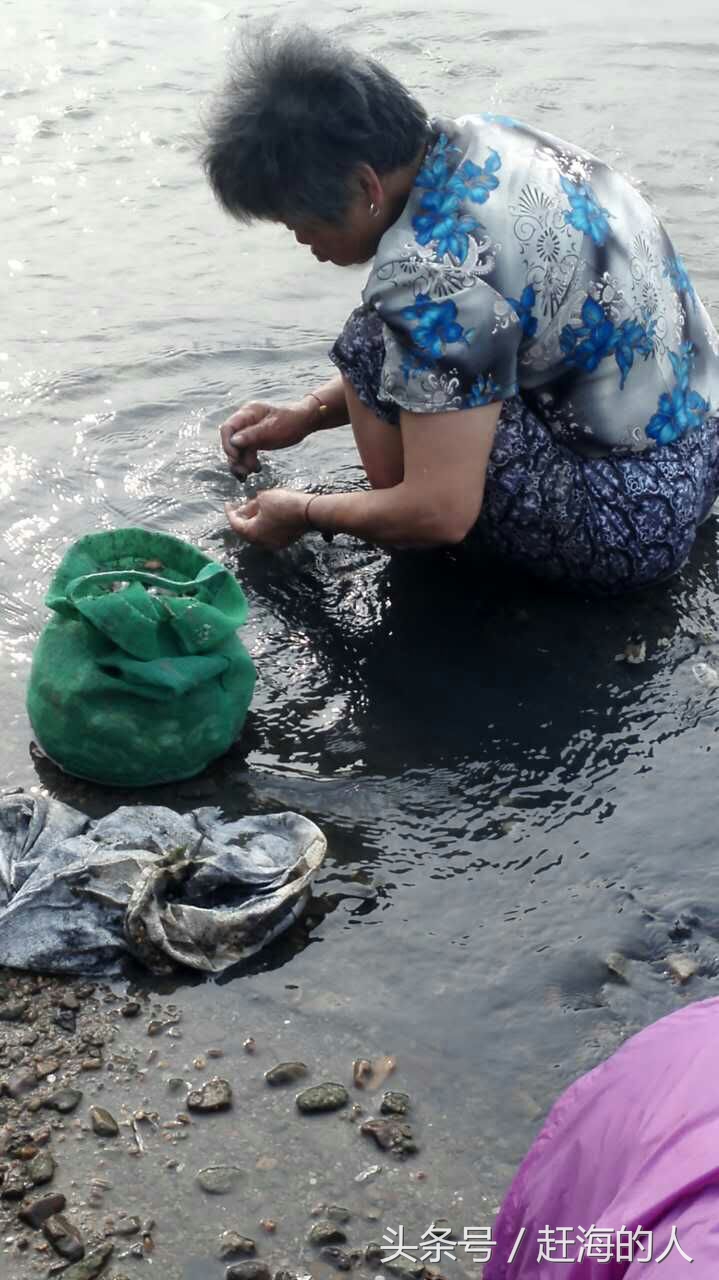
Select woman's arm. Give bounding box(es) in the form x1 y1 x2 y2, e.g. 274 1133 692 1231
226 401 502 548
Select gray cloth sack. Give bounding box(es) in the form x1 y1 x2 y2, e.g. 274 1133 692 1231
0 791 326 976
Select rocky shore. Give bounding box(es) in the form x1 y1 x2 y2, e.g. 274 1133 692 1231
0 970 464 1280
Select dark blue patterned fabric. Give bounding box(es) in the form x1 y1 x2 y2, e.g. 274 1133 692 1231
331 305 719 593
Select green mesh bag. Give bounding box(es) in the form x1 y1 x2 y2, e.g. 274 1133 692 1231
27 528 256 787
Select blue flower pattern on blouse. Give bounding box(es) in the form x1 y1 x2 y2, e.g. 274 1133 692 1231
449 151 502 205
400 294 465 359
365 114 719 447
506 285 538 339
467 373 503 406
560 298 654 389
663 255 697 308
560 177 612 247
412 137 500 263
646 344 710 444
413 192 482 264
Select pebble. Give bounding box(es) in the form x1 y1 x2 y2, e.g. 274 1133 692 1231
43 1214 85 1262
226 1264 271 1280
42 1089 83 1115
35 1058 60 1079
0 1002 28 1023
19 1193 67 1228
114 1217 141 1238
296 1083 349 1114
320 1247 353 1271
606 953 628 981
243 1038 256 1054
187 1078 233 1113
89 1107 119 1138
1 1169 28 1200
352 1059 372 1088
360 1117 418 1157
196 1165 243 1195
308 1222 348 1246
120 1002 141 1018
53 1009 77 1034
218 1233 257 1260
27 1151 56 1185
383 1259 426 1280
259 1219 276 1233
60 1240 114 1280
380 1092 410 1117
668 954 698 984
265 1062 309 1087
354 1165 382 1183
5 1069 39 1100
326 1206 351 1223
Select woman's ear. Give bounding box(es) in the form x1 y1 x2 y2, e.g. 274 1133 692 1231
355 163 384 212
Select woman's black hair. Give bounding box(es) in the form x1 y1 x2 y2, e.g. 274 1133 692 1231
202 24 429 225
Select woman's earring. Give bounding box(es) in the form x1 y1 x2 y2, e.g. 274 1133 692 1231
369 202 381 218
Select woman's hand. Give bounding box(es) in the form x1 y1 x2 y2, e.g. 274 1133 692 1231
219 400 315 477
225 489 309 549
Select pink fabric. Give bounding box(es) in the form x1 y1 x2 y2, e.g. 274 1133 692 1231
485 998 719 1278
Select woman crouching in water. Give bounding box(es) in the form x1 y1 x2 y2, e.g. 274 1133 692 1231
203 26 719 592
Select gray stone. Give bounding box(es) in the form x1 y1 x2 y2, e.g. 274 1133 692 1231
320 1247 353 1271
60 1241 114 1280
196 1165 243 1195
264 1062 308 1087
219 1233 257 1260
380 1092 410 1117
120 1001 141 1018
326 1206 351 1224
226 1264 271 1280
27 1151 55 1185
383 1259 425 1280
43 1214 85 1262
19 1193 67 1228
296 1083 349 1114
360 1117 418 1157
4 1069 39 1100
0 1002 28 1023
365 1245 424 1278
187 1078 233 1113
90 1107 119 1138
1 1165 28 1200
54 1008 77 1034
114 1217 141 1238
308 1222 348 1246
42 1088 83 1114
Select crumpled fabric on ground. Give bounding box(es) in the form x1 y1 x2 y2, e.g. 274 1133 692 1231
485 996 719 1279
0 791 326 976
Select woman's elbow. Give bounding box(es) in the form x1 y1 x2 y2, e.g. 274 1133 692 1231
426 502 481 546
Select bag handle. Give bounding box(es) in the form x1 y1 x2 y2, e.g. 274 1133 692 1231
65 561 227 603
61 562 245 661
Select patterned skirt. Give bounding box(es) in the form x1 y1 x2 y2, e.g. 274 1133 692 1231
330 305 719 593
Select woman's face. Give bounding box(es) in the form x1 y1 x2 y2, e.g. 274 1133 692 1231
284 191 385 268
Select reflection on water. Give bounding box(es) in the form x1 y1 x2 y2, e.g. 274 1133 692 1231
2 0 719 1265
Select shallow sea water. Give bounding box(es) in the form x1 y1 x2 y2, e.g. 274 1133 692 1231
3 0 719 1274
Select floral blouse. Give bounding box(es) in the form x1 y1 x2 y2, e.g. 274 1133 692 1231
363 114 719 452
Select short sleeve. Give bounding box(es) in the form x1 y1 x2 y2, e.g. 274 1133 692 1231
365 260 522 415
